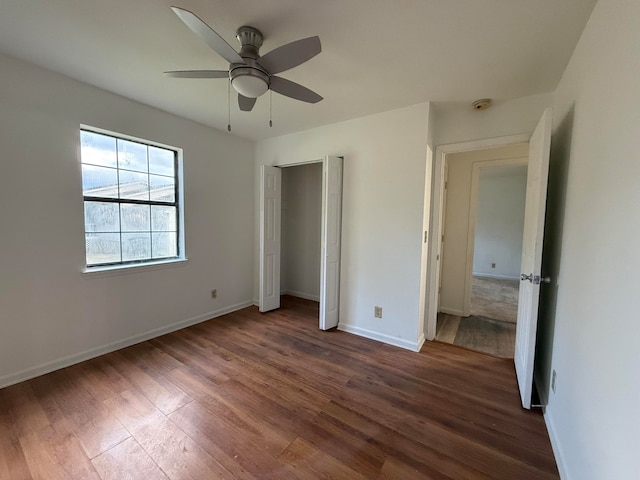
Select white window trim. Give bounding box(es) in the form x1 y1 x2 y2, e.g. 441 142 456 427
81 257 189 279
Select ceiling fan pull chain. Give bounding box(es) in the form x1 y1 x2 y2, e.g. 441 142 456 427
227 79 231 132
269 90 273 128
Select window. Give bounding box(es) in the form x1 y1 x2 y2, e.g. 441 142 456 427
80 128 183 269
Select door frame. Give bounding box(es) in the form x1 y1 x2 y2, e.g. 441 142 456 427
426 134 530 340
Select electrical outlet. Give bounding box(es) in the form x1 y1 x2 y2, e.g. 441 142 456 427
552 370 557 393
374 306 382 318
211 289 217 299
491 263 496 268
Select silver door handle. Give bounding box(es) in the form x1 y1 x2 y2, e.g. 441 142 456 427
522 273 552 284
534 275 551 285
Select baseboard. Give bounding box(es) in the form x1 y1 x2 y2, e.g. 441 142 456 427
0 300 254 390
439 307 465 316
543 406 570 479
338 323 423 352
472 272 520 281
281 290 320 302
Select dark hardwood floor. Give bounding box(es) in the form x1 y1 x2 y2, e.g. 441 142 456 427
0 296 558 479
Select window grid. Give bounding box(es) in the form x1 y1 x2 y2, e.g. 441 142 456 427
81 129 180 268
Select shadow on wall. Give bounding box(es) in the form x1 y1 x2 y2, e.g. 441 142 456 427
534 104 575 405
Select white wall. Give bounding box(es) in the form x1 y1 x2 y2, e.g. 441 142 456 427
433 93 553 146
439 144 528 315
535 0 640 478
255 103 431 351
0 52 255 387
473 166 527 278
281 163 322 301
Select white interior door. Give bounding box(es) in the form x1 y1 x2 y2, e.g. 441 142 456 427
319 156 343 330
259 165 281 312
514 108 552 409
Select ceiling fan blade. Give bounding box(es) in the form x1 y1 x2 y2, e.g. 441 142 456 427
238 94 257 112
270 76 323 103
170 7 243 65
258 36 321 75
164 70 229 78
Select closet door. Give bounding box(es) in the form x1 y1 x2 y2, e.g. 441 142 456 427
259 165 281 312
319 156 343 330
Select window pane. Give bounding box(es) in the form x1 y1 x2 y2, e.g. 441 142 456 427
117 139 148 173
149 146 175 176
152 232 177 259
149 175 175 202
84 202 120 232
119 170 149 200
151 205 176 232
81 131 117 168
81 128 181 268
121 204 150 232
82 165 119 198
122 233 151 261
86 233 121 265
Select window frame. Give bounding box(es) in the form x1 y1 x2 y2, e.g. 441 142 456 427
80 126 186 273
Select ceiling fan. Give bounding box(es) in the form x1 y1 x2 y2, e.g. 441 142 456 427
165 6 323 112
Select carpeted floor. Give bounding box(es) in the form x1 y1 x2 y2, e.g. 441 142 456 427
436 276 520 358
454 315 516 358
470 276 520 323
436 313 516 358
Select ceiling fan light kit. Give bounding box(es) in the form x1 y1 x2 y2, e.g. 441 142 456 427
230 65 269 98
165 6 323 119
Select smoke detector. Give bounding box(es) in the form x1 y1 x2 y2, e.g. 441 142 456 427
472 98 492 110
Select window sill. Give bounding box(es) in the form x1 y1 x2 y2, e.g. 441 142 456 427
82 257 189 279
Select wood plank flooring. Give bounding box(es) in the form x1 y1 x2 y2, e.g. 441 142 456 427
0 296 558 479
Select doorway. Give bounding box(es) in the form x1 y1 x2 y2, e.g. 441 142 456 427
259 156 343 331
470 163 527 324
428 109 552 408
425 135 529 352
281 163 323 302
435 151 528 358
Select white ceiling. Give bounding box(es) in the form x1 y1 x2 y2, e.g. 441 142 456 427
0 0 597 141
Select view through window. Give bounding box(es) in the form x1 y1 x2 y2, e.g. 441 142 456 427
81 129 181 267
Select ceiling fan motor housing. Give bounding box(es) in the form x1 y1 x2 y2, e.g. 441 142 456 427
230 26 270 98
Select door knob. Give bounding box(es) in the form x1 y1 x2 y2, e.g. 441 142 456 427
534 275 551 285
521 273 533 282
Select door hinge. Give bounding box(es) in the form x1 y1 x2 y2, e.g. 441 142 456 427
424 230 428 243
